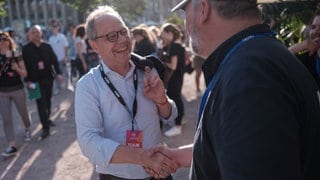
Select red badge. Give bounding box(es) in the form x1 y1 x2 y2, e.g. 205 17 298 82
126 130 143 148
7 72 14 77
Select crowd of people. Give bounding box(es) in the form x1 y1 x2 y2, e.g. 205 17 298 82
1 0 320 179
0 8 198 158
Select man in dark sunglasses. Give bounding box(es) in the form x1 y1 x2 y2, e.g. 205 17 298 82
74 5 179 180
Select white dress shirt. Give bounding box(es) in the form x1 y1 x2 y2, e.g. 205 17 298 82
75 61 177 179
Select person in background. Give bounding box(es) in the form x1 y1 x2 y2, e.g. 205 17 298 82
131 25 156 56
85 38 100 70
193 54 205 96
7 30 23 51
66 24 76 61
148 1 320 179
48 20 69 94
160 23 186 137
289 10 320 88
65 24 77 84
74 24 88 78
149 25 162 54
75 6 179 180
0 31 31 157
22 25 63 139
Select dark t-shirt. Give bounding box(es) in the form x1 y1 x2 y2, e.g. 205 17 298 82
0 54 23 88
22 42 61 82
296 52 320 88
165 43 185 97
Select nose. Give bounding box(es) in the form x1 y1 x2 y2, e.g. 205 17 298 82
118 32 130 42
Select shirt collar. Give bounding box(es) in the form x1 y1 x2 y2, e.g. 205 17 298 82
100 60 136 78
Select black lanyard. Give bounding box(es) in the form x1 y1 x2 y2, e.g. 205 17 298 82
99 64 138 131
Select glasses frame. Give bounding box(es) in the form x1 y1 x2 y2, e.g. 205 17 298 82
94 28 129 42
0 37 8 42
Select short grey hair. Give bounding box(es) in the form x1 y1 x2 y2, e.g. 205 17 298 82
191 0 261 19
85 5 125 40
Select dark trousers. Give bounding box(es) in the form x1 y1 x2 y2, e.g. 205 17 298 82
36 79 53 130
167 77 184 126
99 174 172 180
168 95 184 125
75 58 87 78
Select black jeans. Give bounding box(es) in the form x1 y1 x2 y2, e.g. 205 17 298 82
166 76 184 126
99 174 173 180
36 79 54 130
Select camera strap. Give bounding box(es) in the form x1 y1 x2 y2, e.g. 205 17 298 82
99 64 138 131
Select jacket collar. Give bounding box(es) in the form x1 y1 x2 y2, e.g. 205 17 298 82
202 24 271 85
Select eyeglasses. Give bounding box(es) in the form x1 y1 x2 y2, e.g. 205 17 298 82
0 36 8 42
95 28 129 42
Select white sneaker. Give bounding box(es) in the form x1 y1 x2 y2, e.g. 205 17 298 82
164 126 182 137
1 146 17 157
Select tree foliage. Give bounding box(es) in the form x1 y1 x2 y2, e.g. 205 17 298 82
106 0 147 26
0 0 7 17
60 0 147 26
60 0 101 14
261 1 320 46
165 13 184 28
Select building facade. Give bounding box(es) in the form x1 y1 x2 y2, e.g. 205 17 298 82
1 0 181 40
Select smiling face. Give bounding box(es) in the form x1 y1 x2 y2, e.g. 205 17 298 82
310 15 320 49
89 14 132 69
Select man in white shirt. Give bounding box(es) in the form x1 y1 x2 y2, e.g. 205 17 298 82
75 6 179 180
49 21 69 94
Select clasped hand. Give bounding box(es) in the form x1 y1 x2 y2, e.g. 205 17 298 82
142 145 180 179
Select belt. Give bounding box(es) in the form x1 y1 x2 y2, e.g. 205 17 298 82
99 174 172 180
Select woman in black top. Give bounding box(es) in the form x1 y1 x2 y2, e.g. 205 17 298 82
0 31 31 157
160 23 186 137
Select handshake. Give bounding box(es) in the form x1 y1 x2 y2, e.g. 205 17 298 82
140 144 192 179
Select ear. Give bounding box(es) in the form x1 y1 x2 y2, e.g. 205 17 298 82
200 0 211 24
88 39 99 53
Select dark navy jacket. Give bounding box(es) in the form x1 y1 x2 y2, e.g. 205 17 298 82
192 24 320 180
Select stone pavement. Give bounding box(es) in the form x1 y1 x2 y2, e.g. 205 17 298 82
0 71 205 180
